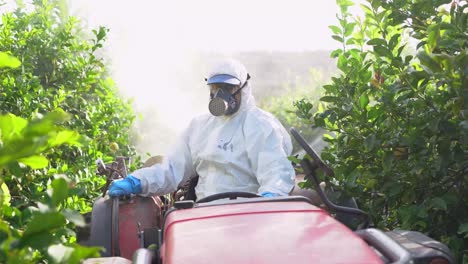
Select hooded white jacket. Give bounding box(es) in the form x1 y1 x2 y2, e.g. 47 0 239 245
132 59 295 199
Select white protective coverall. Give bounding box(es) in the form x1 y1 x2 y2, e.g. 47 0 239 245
132 59 296 199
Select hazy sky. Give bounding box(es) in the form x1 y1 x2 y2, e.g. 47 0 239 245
71 0 350 52
68 0 362 154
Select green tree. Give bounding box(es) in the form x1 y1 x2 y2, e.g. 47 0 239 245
0 0 136 211
297 0 467 261
0 0 139 262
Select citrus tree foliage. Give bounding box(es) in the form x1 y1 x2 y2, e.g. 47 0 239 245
297 0 467 261
0 1 136 208
0 111 101 263
0 1 137 262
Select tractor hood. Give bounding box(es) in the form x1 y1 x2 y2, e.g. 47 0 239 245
161 198 383 264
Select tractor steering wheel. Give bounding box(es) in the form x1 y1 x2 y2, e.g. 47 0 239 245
197 191 261 203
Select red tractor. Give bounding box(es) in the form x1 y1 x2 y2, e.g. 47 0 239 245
80 128 454 264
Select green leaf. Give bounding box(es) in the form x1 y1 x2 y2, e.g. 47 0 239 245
48 130 82 147
320 96 339 103
95 26 108 42
360 3 372 14
344 23 356 37
388 34 401 50
323 134 335 141
337 55 347 71
404 55 413 64
314 115 325 127
23 212 66 237
417 51 442 73
329 25 342 35
359 93 369 108
346 38 356 45
429 197 447 211
20 233 57 250
26 111 70 136
331 49 343 58
367 107 383 120
374 45 393 58
0 114 28 141
417 206 428 218
287 156 302 164
51 178 68 207
20 212 66 248
398 45 407 57
370 0 382 10
18 155 49 169
458 223 468 235
338 0 354 8
62 209 85 227
1 183 11 206
332 35 344 43
68 244 101 264
427 24 440 52
367 38 387 46
0 52 21 68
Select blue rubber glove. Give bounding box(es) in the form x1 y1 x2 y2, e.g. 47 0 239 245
108 175 142 197
260 192 280 197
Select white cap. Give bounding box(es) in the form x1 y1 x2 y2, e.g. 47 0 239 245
207 58 249 86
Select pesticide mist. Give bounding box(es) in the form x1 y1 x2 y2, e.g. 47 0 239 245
70 0 342 157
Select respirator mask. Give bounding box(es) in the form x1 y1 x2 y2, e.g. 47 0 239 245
208 84 243 116
207 73 250 116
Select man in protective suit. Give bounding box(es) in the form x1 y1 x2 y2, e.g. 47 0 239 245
108 58 296 199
